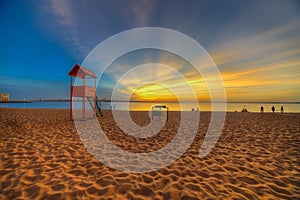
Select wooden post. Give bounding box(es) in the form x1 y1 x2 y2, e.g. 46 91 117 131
70 77 73 120
152 107 153 121
167 107 169 121
83 77 86 119
159 107 161 121
94 78 96 117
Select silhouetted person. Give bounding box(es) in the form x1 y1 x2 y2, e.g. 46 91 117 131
272 106 275 113
281 106 284 113
260 106 264 112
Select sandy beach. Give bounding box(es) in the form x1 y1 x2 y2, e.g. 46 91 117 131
0 108 299 199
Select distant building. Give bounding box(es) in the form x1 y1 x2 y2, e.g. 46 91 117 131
0 93 9 102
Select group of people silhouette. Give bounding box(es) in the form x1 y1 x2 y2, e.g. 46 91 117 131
260 105 284 113
241 105 284 113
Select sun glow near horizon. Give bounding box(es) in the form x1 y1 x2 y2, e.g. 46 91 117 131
130 83 179 102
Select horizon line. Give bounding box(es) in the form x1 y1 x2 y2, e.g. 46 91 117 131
2 98 300 104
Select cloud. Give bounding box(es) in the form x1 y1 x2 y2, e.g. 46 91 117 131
120 0 155 27
34 0 89 59
50 0 74 26
203 18 300 102
34 0 157 60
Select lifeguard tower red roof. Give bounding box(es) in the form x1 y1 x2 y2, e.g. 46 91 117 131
68 64 97 79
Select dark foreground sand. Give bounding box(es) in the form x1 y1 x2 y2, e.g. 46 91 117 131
0 108 299 199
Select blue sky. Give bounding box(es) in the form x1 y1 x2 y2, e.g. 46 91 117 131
0 0 299 101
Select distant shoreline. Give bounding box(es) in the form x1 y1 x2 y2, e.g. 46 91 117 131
0 100 33 103
1 100 299 104
0 107 299 114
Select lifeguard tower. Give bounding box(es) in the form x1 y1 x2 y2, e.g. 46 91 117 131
68 64 102 120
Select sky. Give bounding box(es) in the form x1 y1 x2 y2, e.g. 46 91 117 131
0 0 299 102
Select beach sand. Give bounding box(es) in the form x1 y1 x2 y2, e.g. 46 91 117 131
0 108 299 199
